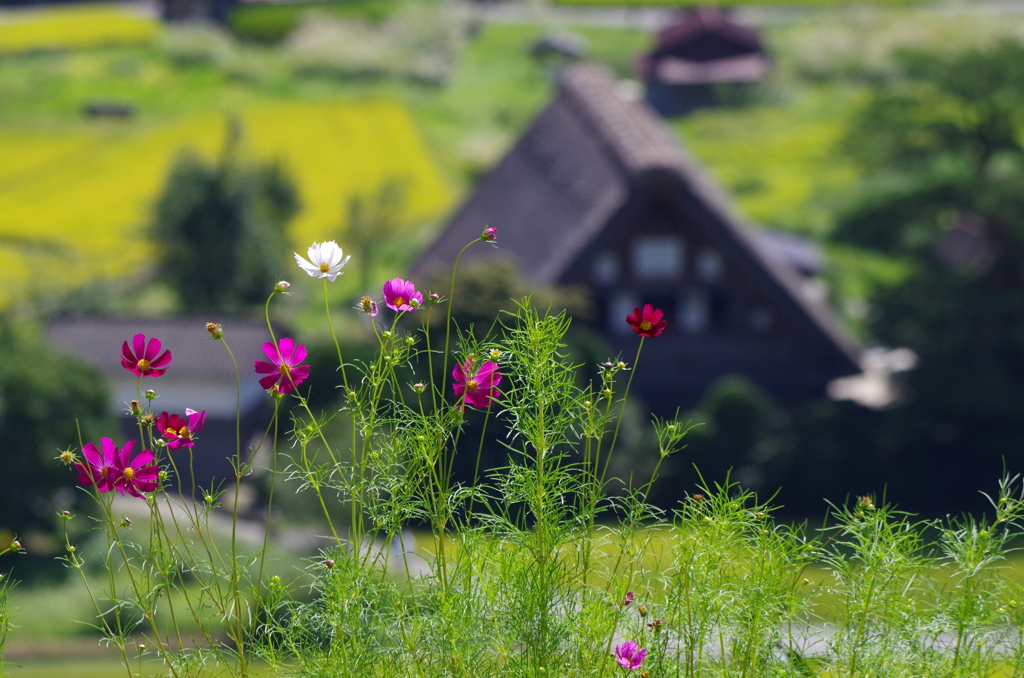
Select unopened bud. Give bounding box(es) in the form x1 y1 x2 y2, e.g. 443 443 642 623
412 383 426 393
481 226 497 242
618 361 626 370
324 559 335 568
11 540 22 552
67 545 76 553
130 400 142 416
205 495 214 504
638 604 648 617
145 389 156 401
602 388 612 399
406 336 415 345
158 471 169 482
603 362 614 371
275 281 291 293
692 494 704 503
430 293 440 303
140 413 155 427
409 298 420 309
59 449 77 466
206 322 223 340
60 510 72 519
583 400 591 408
121 517 132 528
137 644 145 653
269 384 283 399
489 349 501 360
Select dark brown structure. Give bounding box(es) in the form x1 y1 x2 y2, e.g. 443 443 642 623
412 63 859 413
637 7 770 116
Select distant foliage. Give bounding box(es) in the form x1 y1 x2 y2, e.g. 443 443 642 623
285 1 469 83
151 123 299 312
0 320 111 545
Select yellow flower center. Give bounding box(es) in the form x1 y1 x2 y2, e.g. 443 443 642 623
640 321 652 331
394 296 406 307
123 467 135 481
178 426 191 439
319 263 330 272
100 467 109 478
279 364 291 375
466 379 479 392
137 358 151 371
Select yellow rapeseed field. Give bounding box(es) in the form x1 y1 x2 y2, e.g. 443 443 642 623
0 100 452 305
0 4 157 53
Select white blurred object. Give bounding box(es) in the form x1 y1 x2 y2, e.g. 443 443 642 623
827 347 918 409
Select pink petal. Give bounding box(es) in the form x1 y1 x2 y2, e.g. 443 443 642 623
259 374 281 390
130 449 155 467
290 365 310 383
142 336 163 362
82 441 102 467
260 341 281 364
101 437 119 466
255 360 278 375
290 341 307 365
132 334 147 361
120 341 136 365
277 338 295 363
150 349 172 368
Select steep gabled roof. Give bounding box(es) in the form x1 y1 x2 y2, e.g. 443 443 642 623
411 63 859 372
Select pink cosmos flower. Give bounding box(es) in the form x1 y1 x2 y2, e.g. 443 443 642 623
626 304 667 338
156 408 207 450
254 338 310 395
452 359 502 409
382 278 424 312
623 591 635 606
112 441 159 498
75 437 123 492
615 641 647 670
120 334 172 377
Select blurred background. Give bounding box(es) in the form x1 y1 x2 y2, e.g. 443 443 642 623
2 0 1024 670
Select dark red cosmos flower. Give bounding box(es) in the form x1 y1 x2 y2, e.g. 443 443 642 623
75 437 123 493
626 304 667 337
156 408 207 450
112 442 160 498
120 333 172 377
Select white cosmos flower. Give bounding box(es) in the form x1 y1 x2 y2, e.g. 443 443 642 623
295 241 351 282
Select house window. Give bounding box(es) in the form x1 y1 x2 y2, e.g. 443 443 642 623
695 248 724 283
592 251 620 285
609 291 639 334
631 235 684 280
680 289 709 334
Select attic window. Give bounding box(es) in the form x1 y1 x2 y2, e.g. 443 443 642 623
695 248 724 283
680 289 709 333
592 251 620 285
632 235 684 280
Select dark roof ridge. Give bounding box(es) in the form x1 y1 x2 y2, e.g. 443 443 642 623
558 63 859 367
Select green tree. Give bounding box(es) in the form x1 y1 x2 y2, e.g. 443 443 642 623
831 41 1024 507
151 121 299 312
0 319 112 568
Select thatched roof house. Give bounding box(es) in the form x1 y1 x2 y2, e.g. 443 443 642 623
412 63 858 412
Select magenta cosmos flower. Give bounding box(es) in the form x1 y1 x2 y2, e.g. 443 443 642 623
75 437 124 493
156 408 207 450
626 304 667 338
382 278 424 312
112 441 159 498
254 338 310 394
120 333 172 377
615 641 647 670
452 358 502 409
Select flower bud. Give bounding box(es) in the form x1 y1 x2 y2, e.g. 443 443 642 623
638 604 648 617
603 361 614 371
324 559 335 568
489 348 501 360
121 516 132 528
275 281 291 293
430 293 441 303
206 322 223 340
140 413 155 427
618 361 626 370
60 510 72 520
583 400 591 407
130 400 142 416
412 383 426 393
137 644 146 653
406 336 416 345
58 449 77 466
409 298 420 309
481 226 497 242
383 330 393 339
269 384 283 399
602 388 613 399
358 296 378 317
158 470 169 482
67 545 76 553
145 389 156 400
11 540 22 552
205 495 214 504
